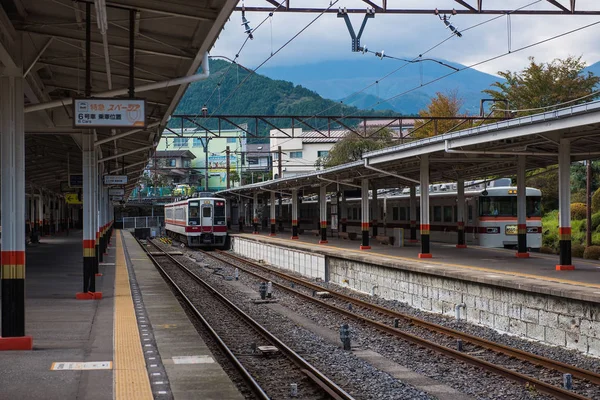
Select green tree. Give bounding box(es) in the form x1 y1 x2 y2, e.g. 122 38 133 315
412 90 465 139
483 56 600 117
229 170 240 185
321 128 396 167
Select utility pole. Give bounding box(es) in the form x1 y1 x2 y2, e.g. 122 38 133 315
587 160 592 247
277 146 282 179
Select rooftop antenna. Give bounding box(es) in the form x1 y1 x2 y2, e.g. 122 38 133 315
338 8 375 52
434 8 462 37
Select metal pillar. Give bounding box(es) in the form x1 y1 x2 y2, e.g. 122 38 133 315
319 185 328 244
457 179 466 248
37 194 43 237
269 191 276 236
94 155 100 273
557 139 574 270
97 170 104 264
77 133 100 299
360 179 370 250
0 64 33 349
409 186 417 242
419 155 432 258
340 190 347 233
291 189 299 239
516 155 529 257
372 184 379 237
252 192 259 234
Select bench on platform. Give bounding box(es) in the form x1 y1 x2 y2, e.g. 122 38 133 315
339 232 357 240
309 229 320 236
375 235 395 246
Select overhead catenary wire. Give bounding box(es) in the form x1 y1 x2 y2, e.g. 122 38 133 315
302 0 542 122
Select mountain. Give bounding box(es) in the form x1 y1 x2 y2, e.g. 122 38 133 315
260 57 501 114
174 59 397 141
585 61 600 78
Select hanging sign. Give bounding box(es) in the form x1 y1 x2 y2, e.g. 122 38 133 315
69 174 83 188
104 175 128 185
109 188 125 196
73 98 146 128
65 193 82 205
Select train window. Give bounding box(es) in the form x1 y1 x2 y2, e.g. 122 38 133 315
433 206 442 222
353 208 358 220
479 196 516 217
453 205 458 222
416 207 420 221
392 207 399 220
527 197 541 217
203 207 211 217
443 206 453 222
399 207 406 221
468 205 473 221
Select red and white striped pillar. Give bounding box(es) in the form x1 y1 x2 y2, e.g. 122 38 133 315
419 155 432 258
372 183 379 238
360 179 371 250
516 155 529 258
456 178 466 248
0 67 33 350
409 185 417 243
291 188 299 239
269 191 276 236
319 184 328 244
252 192 259 234
557 139 574 270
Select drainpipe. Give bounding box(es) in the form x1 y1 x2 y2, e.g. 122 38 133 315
455 303 466 321
25 52 211 113
371 285 378 296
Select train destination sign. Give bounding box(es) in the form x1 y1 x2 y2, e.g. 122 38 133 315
69 174 83 188
74 99 146 128
104 175 128 185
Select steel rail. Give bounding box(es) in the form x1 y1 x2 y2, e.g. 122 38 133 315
144 239 355 400
208 250 593 400
135 238 270 400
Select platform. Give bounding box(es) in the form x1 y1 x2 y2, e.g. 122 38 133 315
237 232 600 299
0 230 242 400
232 233 600 355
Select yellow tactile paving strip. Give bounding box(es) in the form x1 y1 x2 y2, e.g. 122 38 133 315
252 235 600 290
114 231 153 400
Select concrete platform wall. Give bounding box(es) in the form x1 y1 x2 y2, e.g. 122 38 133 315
232 237 326 279
232 236 600 356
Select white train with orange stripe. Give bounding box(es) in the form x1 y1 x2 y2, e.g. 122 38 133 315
293 179 542 250
164 197 228 248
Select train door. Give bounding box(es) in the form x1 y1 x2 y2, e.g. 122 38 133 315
188 201 200 226
201 202 213 232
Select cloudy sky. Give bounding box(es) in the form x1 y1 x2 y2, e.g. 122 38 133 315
211 0 600 76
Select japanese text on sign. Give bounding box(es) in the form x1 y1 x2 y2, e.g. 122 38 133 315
74 99 146 128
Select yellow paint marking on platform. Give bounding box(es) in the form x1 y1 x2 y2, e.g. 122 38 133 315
254 235 600 290
114 231 153 400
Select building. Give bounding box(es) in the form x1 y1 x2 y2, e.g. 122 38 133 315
155 128 245 191
269 122 414 179
150 150 197 185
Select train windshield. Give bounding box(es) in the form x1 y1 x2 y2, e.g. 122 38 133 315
214 200 226 226
189 201 200 225
479 196 541 217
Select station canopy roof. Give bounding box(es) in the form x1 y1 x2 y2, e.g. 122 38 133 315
218 101 600 197
9 0 236 196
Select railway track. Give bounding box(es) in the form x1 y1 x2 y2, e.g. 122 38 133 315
194 248 600 400
138 238 355 400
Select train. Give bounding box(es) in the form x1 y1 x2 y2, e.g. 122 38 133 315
164 197 229 248
265 178 542 250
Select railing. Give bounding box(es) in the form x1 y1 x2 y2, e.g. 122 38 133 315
122 216 165 230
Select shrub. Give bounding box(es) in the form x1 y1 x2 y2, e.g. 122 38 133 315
593 212 600 231
584 246 600 260
571 243 585 258
540 246 557 255
593 188 600 213
571 202 587 220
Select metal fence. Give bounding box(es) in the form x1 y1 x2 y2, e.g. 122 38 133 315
122 216 165 230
